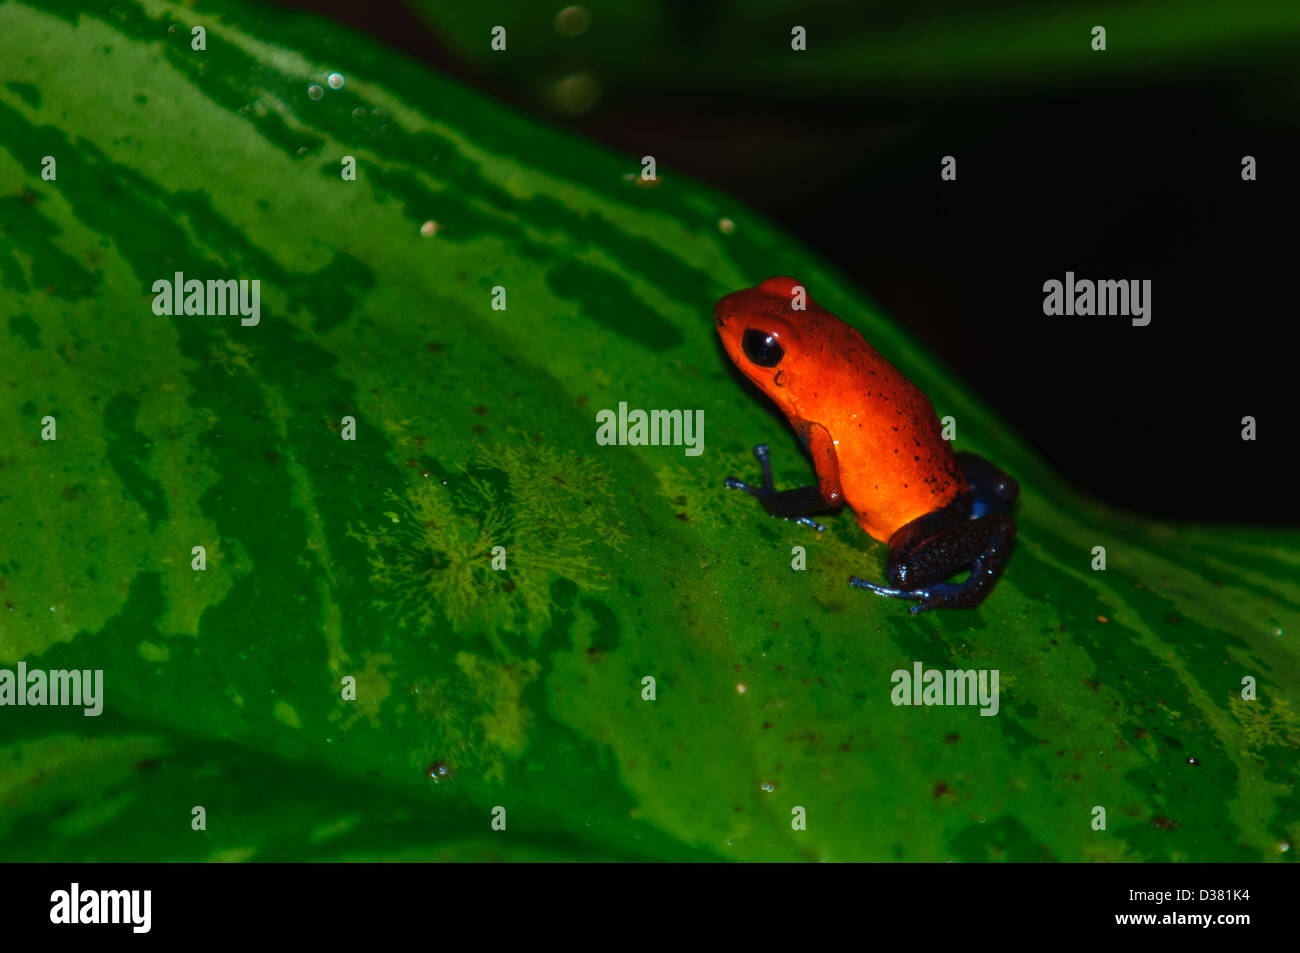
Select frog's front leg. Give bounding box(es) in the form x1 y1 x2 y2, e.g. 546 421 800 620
725 443 837 532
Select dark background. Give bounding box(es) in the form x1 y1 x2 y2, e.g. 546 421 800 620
282 0 1298 525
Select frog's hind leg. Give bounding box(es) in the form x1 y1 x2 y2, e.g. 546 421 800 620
725 443 833 532
850 504 1016 613
956 451 1019 518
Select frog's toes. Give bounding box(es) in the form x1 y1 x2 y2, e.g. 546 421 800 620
850 576 937 611
849 576 910 597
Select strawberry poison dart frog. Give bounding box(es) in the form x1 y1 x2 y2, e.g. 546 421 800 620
715 277 1018 612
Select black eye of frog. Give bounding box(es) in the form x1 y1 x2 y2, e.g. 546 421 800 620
742 328 784 367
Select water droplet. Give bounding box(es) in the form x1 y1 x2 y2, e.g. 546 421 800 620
1185 757 1200 766
554 5 592 37
420 220 438 238
719 218 736 234
549 72 601 116
426 760 452 782
327 72 345 89
736 683 746 694
307 84 324 101
760 781 775 793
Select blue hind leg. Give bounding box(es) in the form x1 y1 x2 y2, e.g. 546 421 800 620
850 454 1018 612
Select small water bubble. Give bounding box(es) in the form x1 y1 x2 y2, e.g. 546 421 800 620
327 72 345 89
555 5 592 37
736 683 746 694
1186 757 1200 766
352 107 366 120
1272 626 1283 637
307 84 324 101
760 781 775 793
425 760 452 783
549 72 601 116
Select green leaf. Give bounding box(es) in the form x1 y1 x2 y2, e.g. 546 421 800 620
1 0 1296 861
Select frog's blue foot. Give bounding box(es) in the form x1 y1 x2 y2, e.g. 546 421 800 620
725 443 830 532
850 576 976 614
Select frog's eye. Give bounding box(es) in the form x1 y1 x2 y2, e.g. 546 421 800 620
742 328 784 368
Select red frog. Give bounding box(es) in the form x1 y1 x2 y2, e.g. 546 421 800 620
715 276 1018 612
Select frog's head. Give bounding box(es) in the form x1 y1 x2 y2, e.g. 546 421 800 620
714 276 829 413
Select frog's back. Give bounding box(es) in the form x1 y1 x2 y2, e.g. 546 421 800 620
813 325 967 542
